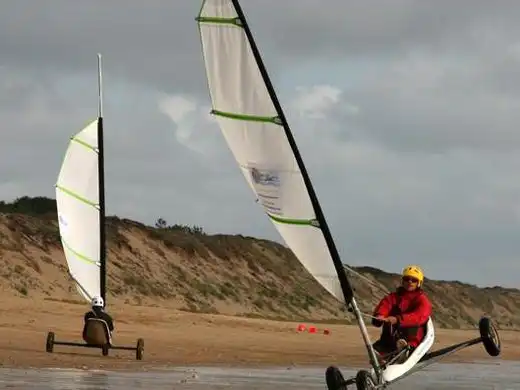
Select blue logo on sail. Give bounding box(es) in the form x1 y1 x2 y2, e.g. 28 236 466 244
250 168 280 187
58 214 68 227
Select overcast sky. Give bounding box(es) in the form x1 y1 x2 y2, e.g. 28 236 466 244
1 0 520 288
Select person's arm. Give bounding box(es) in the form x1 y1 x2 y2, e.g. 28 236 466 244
372 294 394 327
106 315 114 332
397 295 432 327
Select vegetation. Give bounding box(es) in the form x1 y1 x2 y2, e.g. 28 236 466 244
154 217 205 235
0 196 57 216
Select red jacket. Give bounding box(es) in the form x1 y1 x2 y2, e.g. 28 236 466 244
372 287 432 347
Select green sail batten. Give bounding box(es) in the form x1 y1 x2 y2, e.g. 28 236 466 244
196 16 242 27
62 240 99 266
56 185 98 208
211 109 281 124
71 137 97 152
268 213 320 227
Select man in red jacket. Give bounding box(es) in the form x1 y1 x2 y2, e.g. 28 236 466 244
371 265 432 363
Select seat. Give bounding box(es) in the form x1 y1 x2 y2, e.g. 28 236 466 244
378 317 436 383
82 318 112 346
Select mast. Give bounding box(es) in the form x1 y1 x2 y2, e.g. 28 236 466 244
97 53 107 306
230 0 381 376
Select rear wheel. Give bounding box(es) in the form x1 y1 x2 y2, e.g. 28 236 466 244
355 370 376 390
136 338 144 360
46 332 54 353
325 366 347 390
479 317 501 357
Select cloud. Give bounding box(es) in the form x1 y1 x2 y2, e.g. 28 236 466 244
337 52 520 154
158 95 197 123
2 0 520 288
291 85 342 119
158 94 219 156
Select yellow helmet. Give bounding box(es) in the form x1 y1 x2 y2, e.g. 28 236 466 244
402 265 424 287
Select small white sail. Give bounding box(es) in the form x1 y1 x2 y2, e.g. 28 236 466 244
197 0 345 303
56 119 101 302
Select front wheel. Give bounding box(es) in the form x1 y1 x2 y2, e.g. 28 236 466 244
355 370 376 390
136 338 144 360
46 332 55 353
479 317 501 357
325 366 347 390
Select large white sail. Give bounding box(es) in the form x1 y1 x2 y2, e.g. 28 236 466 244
197 0 346 303
56 119 101 302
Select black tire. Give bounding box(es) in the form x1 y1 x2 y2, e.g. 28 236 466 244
136 338 144 361
479 317 501 357
102 344 109 356
46 332 54 353
355 370 376 390
325 366 347 390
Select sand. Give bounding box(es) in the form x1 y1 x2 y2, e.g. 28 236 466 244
1 296 518 371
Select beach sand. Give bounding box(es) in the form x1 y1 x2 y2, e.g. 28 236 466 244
1 296 517 371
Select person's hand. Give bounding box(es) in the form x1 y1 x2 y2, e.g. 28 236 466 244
385 316 398 325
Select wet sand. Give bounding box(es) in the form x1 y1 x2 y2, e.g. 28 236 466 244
1 297 518 371
2 363 520 390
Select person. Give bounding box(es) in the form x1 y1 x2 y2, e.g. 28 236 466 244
83 296 114 339
371 265 432 363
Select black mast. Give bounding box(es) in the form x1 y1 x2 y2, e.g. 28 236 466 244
97 53 107 306
230 0 354 305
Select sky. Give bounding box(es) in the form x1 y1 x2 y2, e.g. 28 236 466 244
1 0 520 288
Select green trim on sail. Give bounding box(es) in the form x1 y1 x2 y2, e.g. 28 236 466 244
212 109 281 124
62 239 99 266
71 136 97 152
268 213 320 227
196 16 242 27
56 185 98 208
